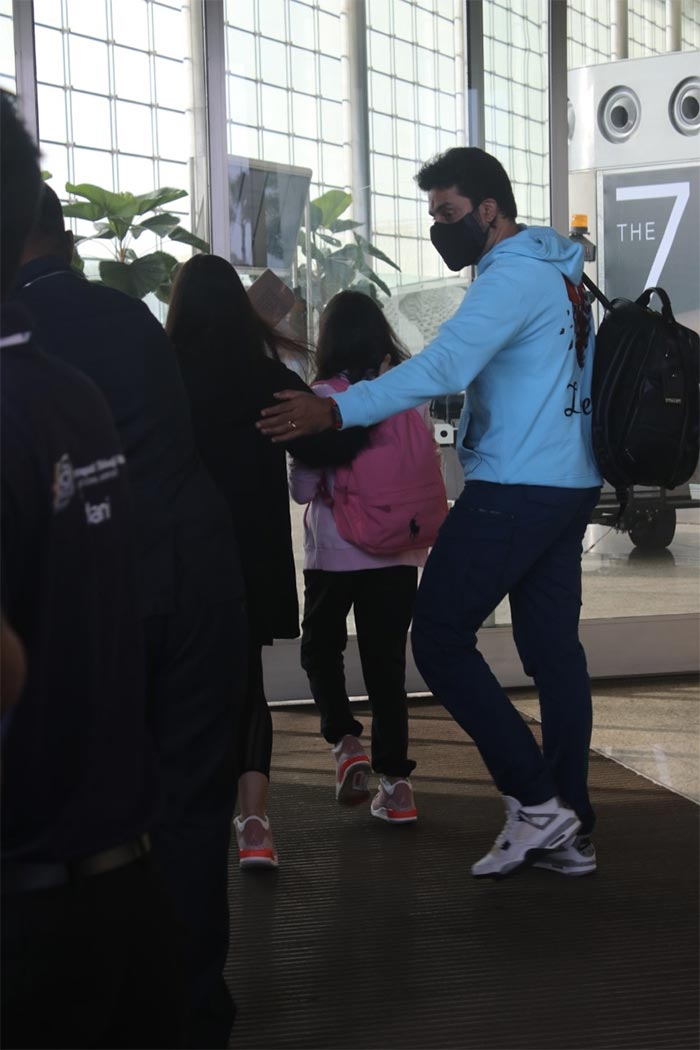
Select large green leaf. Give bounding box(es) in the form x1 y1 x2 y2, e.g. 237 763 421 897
131 187 188 215
65 183 128 216
167 226 210 252
316 231 342 248
330 218 362 233
62 201 109 222
358 262 392 298
311 190 352 230
355 233 401 271
133 213 181 238
99 251 178 299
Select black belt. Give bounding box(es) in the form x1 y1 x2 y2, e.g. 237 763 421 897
2 834 151 893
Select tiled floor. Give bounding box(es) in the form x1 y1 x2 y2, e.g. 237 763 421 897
511 675 700 803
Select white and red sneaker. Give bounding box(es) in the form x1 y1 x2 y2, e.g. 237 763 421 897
233 814 278 869
332 734 371 806
370 776 418 824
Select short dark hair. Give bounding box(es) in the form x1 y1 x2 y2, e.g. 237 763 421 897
416 147 517 220
33 184 66 241
0 92 42 297
315 290 409 385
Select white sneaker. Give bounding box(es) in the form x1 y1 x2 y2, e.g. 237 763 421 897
471 795 581 879
331 734 371 806
532 835 596 876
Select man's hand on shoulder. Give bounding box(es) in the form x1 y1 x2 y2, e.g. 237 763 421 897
257 391 337 441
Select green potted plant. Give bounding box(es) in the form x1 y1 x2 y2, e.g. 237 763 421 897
62 182 209 302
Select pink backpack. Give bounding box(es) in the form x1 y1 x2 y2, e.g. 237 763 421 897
319 376 449 555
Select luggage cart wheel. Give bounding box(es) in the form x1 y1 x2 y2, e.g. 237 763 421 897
627 505 676 551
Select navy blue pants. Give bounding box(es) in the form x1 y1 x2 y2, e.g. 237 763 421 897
411 481 600 834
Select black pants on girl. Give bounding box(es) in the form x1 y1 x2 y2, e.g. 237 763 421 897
300 566 418 779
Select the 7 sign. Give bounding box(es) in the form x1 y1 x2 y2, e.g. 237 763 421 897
603 166 700 317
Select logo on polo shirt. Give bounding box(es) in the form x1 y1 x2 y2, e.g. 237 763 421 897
52 454 75 513
84 497 112 525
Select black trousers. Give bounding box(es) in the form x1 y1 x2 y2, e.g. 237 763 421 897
145 591 247 1050
237 637 273 780
300 566 417 778
1 856 185 1049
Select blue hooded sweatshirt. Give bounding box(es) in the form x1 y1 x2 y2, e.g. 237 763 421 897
333 226 602 489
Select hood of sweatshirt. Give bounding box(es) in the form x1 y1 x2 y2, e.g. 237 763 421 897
478 224 584 284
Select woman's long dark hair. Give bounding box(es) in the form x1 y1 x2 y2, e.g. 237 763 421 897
315 290 409 384
166 253 308 364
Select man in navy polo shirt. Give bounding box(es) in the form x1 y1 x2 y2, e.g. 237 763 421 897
1 91 184 1049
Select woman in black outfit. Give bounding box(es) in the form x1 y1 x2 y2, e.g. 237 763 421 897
166 254 367 868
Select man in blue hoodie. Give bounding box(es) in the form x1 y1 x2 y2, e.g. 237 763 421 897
259 147 602 879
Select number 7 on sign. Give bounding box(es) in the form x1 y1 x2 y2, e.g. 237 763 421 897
616 182 690 289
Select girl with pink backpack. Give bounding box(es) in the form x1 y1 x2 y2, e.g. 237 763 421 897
288 291 448 823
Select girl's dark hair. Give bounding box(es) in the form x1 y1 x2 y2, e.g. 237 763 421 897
165 253 308 364
315 290 409 384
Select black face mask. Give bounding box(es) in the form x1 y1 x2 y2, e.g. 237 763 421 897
430 210 489 271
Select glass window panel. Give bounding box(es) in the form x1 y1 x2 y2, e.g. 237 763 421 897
32 0 63 28
152 4 184 60
318 10 341 52
321 100 342 144
35 26 66 86
65 0 107 38
437 53 454 93
114 46 152 104
416 87 437 125
258 0 287 41
437 91 455 129
260 38 288 88
39 142 70 194
116 99 153 155
71 90 112 150
371 192 395 227
436 15 454 54
372 152 395 189
69 36 110 95
415 46 436 88
111 0 150 50
398 237 420 279
393 39 414 81
369 31 392 75
157 158 189 191
292 136 318 177
321 143 344 187
230 0 256 33
394 78 416 121
418 121 438 159
157 108 187 159
368 0 391 35
72 146 114 188
0 74 15 93
155 56 186 112
262 130 291 165
288 1 315 49
293 92 317 139
0 14 16 86
117 152 156 192
415 9 435 49
37 84 67 143
370 71 393 113
394 0 414 41
261 84 289 133
372 111 393 147
226 28 257 79
228 122 259 157
290 46 316 94
229 75 259 126
318 55 341 99
395 117 416 159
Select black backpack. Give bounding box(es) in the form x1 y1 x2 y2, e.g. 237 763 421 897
583 275 699 512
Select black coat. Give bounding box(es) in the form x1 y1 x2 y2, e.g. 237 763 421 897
176 342 367 641
13 257 243 617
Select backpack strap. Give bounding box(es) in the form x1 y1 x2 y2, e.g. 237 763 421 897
636 287 676 323
563 277 592 368
580 272 613 312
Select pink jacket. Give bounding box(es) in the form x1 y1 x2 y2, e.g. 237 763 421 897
288 380 430 572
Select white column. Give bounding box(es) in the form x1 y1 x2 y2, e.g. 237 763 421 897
12 0 39 142
341 0 371 239
666 0 682 52
611 0 629 60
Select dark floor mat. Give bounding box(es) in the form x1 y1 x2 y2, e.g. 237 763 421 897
226 697 699 1050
